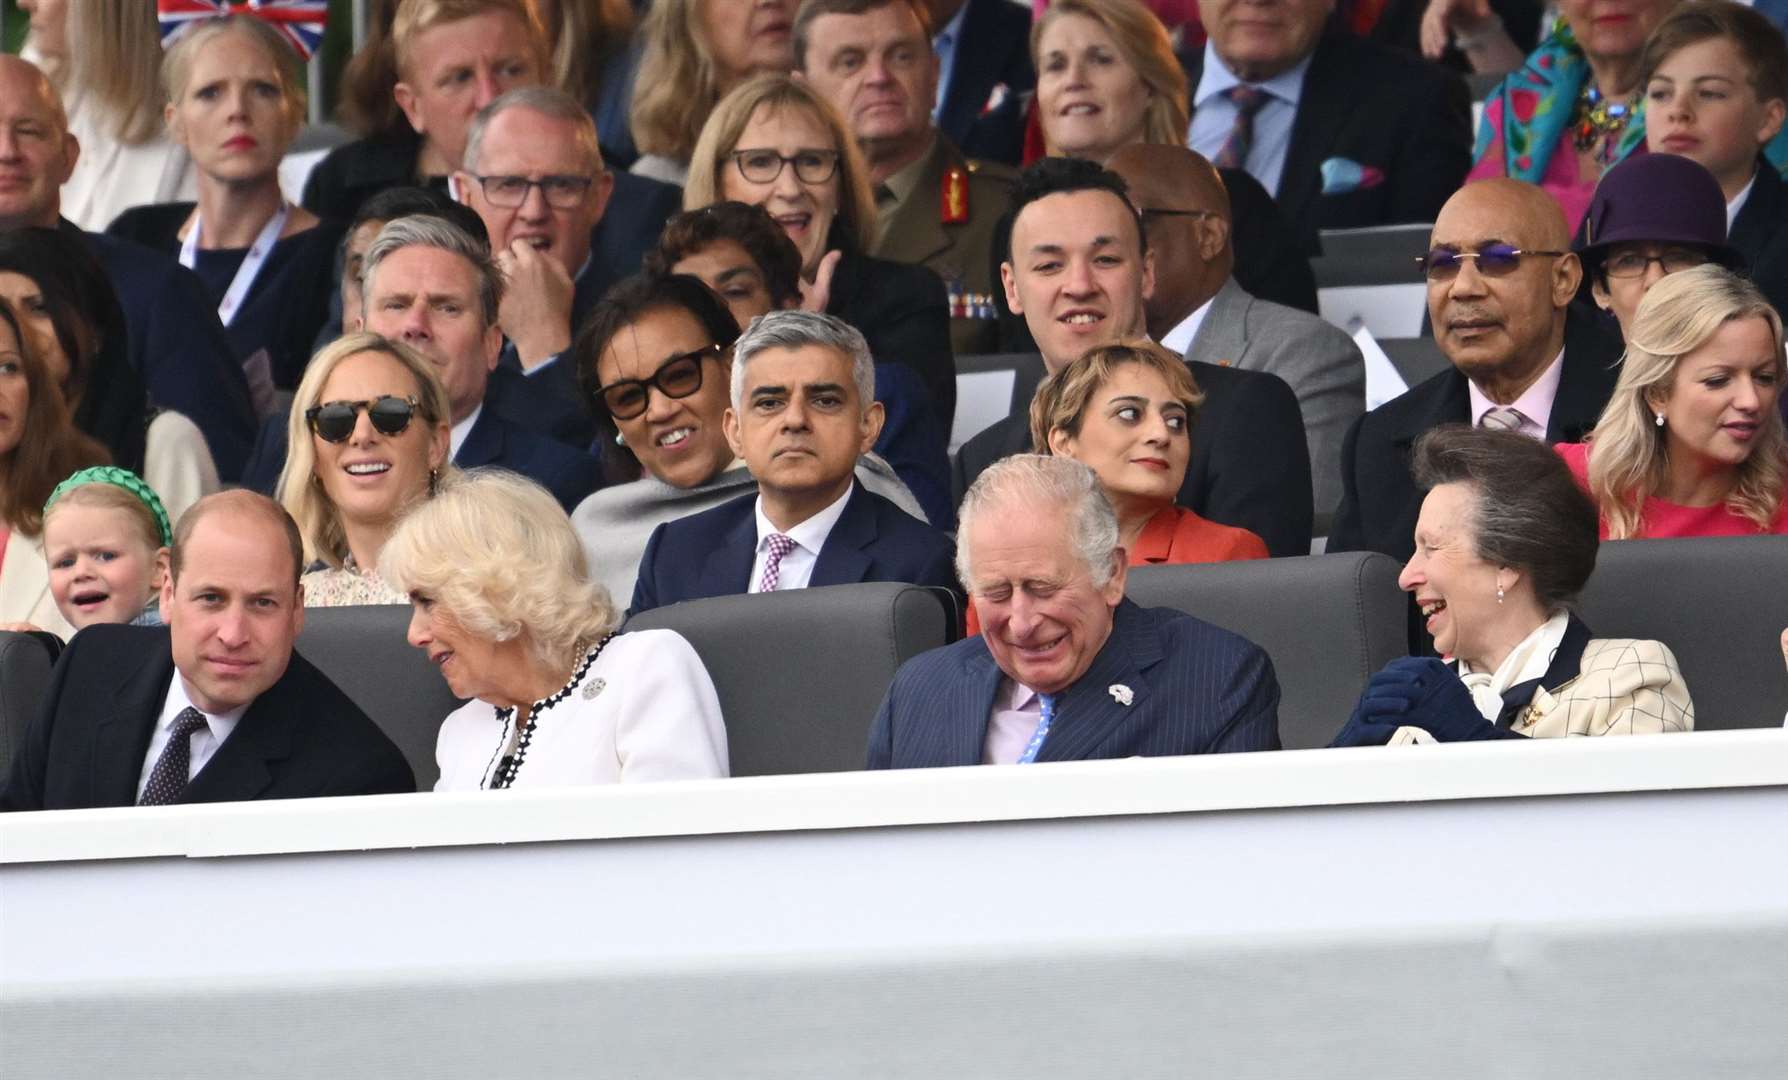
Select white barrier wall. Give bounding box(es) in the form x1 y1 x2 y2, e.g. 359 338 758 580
4 731 1787 1079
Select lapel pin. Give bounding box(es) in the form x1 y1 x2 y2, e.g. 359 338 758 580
1108 684 1133 706
583 677 606 701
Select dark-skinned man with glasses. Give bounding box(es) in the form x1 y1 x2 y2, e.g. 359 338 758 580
357 215 601 513
1109 144 1363 520
1329 178 1622 649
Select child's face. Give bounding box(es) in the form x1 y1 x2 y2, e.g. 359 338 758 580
44 503 162 630
1646 37 1788 190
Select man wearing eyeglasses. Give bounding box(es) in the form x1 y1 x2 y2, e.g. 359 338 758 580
1109 144 1362 520
457 87 617 416
1328 178 1622 570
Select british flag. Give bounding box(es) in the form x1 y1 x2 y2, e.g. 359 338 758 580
156 0 329 60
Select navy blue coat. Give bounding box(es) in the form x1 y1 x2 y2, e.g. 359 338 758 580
867 599 1282 769
935 0 1035 167
630 483 959 615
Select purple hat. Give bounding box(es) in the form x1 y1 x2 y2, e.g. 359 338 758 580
1575 153 1745 293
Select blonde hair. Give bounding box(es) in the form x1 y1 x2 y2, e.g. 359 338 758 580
1029 339 1205 451
631 0 730 162
549 0 637 106
392 0 547 80
44 482 166 558
162 17 306 150
277 334 455 568
380 469 620 673
683 75 876 252
1586 265 1788 537
66 0 168 144
1032 0 1189 154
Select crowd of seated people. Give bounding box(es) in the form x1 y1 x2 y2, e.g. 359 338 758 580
2 0 1787 811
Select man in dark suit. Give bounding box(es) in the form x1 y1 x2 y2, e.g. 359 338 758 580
869 453 1280 769
1329 178 1621 565
954 157 1314 556
632 310 958 613
0 56 257 481
2 492 413 811
1184 0 1472 252
927 0 1033 167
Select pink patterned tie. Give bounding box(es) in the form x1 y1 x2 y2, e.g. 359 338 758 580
758 533 795 593
1214 85 1269 170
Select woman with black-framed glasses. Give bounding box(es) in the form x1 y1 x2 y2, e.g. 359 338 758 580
276 333 452 607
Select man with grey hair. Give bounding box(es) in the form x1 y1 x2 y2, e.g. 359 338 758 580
630 310 958 614
357 214 601 512
867 454 1280 769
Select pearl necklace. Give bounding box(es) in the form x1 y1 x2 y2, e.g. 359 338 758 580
488 633 616 790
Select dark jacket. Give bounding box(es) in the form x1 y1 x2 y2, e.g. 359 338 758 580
934 0 1035 167
1730 156 1788 321
828 239 957 433
1 625 414 811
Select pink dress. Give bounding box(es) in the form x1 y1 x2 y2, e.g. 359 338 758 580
1555 442 1788 539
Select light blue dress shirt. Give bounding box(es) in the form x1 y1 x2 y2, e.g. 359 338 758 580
1187 42 1314 198
931 1 971 121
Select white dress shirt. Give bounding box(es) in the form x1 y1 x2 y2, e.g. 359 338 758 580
135 676 248 801
1467 346 1565 441
747 482 855 593
1188 43 1315 198
1727 173 1757 233
982 677 1045 764
1159 294 1217 357
449 402 482 460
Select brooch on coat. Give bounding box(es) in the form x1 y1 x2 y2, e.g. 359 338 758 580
583 677 607 700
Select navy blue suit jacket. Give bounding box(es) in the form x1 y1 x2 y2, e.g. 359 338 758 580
867 599 1281 769
454 406 601 511
935 0 1035 167
629 483 959 615
71 225 258 481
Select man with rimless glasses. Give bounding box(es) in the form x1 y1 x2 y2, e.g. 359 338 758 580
1329 178 1622 573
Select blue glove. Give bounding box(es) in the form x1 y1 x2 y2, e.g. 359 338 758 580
1382 657 1517 742
1327 714 1402 747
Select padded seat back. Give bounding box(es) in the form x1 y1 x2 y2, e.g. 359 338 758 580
0 631 61 779
624 583 956 776
297 606 462 790
1125 552 1408 749
1576 536 1788 730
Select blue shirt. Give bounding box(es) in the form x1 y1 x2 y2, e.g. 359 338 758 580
1187 42 1314 198
931 1 971 122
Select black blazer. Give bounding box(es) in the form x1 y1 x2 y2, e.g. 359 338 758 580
1327 310 1622 565
867 598 1281 769
630 484 960 615
1730 158 1788 320
1182 33 1472 253
106 203 348 391
951 359 1314 558
828 242 957 432
1 625 414 811
454 405 602 512
934 0 1035 167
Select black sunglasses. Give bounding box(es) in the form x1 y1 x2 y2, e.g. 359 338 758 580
596 345 723 420
1416 243 1567 281
306 396 421 443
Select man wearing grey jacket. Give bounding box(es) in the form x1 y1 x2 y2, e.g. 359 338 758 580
1110 144 1363 517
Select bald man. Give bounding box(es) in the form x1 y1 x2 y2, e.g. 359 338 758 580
1110 145 1362 516
1328 178 1621 567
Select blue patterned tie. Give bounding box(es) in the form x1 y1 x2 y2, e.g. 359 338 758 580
1017 693 1056 764
1214 85 1269 170
138 707 210 806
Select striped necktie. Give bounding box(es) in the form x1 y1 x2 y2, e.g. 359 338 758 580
1479 406 1527 433
1214 85 1270 170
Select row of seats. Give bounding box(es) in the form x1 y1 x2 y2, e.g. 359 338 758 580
1 536 1780 789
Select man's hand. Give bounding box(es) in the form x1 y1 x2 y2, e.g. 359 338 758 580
495 239 574 368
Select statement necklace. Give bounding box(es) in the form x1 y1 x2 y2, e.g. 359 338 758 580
1571 84 1636 162
489 632 616 789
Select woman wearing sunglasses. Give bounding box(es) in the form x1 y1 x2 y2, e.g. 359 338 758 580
570 272 923 605
277 334 452 607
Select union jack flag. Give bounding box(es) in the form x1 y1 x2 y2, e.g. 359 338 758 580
156 0 329 60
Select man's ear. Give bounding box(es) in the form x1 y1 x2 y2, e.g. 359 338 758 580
1759 97 1787 147
1552 251 1583 308
722 406 744 458
483 322 502 371
1139 247 1157 303
451 171 476 207
857 399 885 455
1199 216 1230 262
1000 261 1022 315
55 131 80 187
393 81 424 135
1101 553 1128 607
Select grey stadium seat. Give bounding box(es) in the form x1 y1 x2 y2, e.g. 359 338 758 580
297 605 461 790
1576 535 1788 730
0 631 62 780
624 582 957 776
1124 552 1408 749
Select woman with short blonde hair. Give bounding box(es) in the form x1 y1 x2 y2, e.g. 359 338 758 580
1558 265 1788 538
382 470 729 790
1031 0 1189 162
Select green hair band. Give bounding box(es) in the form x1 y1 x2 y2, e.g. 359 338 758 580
44 466 174 547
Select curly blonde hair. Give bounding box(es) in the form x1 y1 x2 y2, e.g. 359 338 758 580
379 469 620 674
1585 265 1787 538
1028 339 1204 452
1031 0 1190 155
277 334 455 568
682 75 876 253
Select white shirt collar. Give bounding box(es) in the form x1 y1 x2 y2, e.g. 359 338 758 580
1467 345 1566 437
1454 610 1572 720
1159 293 1217 356
1193 40 1314 111
754 480 856 555
1727 172 1757 233
162 673 248 746
449 402 482 460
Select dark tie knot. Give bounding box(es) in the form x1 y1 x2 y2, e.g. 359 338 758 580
1225 85 1269 116
173 707 209 738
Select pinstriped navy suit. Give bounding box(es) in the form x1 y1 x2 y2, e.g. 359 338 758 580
866 600 1281 769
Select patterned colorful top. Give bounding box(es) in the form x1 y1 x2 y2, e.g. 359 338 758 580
300 559 406 608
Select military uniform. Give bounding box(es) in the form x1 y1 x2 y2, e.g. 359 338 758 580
871 133 1015 357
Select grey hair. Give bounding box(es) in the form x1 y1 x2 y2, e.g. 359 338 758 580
730 310 876 413
362 215 504 328
956 455 1121 589
463 86 604 174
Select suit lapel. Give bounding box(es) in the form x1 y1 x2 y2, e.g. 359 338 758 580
1185 279 1254 368
1392 369 1472 449
183 668 300 803
946 646 1007 766
1496 613 1594 728
1035 602 1162 763
1549 313 1621 443
91 640 177 807
1729 157 1783 264
877 139 955 267
698 503 761 597
810 485 875 587
452 408 503 469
